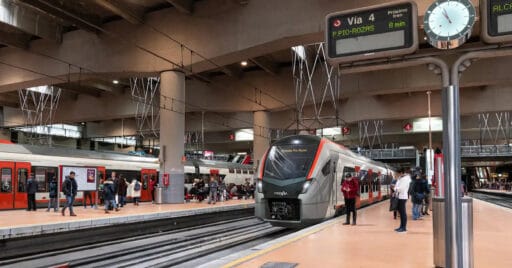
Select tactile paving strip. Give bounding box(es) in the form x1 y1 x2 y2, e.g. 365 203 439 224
260 262 298 268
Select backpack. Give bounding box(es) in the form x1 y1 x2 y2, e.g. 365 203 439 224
134 181 141 191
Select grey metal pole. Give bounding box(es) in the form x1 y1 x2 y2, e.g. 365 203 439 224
443 84 463 268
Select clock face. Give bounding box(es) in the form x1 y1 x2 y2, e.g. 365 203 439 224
424 0 476 49
427 1 470 37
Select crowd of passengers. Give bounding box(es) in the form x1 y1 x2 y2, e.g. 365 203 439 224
25 170 253 216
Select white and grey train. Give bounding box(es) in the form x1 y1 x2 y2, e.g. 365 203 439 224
254 135 395 227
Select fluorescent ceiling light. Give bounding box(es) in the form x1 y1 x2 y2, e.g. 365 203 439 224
26 85 53 95
235 129 253 141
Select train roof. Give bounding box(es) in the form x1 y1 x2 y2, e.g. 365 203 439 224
0 143 159 164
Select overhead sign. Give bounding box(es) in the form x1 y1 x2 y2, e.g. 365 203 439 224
403 117 443 133
481 0 512 43
325 1 418 64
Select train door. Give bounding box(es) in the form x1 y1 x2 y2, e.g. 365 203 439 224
96 166 106 204
14 162 31 209
141 169 157 202
0 161 15 209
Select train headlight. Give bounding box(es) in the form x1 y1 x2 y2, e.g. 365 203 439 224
257 180 263 193
301 180 312 194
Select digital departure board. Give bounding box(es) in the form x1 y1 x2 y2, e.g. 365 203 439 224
481 0 512 43
325 1 418 64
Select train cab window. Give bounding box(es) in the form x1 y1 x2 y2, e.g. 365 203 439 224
341 167 356 181
321 161 331 176
1 168 12 193
17 169 28 192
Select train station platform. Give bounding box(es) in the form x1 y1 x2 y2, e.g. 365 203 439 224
473 189 512 196
0 199 254 240
208 198 512 268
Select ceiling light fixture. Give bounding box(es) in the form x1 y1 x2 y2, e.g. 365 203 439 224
112 80 119 84
240 61 248 66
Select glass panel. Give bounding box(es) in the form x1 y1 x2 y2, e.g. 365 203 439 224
142 174 149 190
17 168 28 192
263 144 318 180
34 167 48 192
1 168 13 193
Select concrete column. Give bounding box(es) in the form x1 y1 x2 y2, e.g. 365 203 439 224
253 111 271 168
159 71 185 204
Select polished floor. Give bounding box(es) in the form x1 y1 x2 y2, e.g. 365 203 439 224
0 199 254 228
232 199 512 268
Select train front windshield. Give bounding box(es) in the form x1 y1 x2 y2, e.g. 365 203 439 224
263 144 317 180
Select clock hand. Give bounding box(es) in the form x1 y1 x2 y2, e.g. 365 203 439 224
442 9 452 24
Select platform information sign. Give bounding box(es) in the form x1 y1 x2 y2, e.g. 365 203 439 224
325 1 418 64
481 0 512 43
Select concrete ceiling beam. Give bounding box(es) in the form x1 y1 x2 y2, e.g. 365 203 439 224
0 0 62 42
250 56 278 75
19 0 103 33
0 30 31 49
92 0 144 24
166 0 194 14
221 64 243 78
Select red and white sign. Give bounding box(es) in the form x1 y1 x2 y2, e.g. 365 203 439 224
403 122 413 132
342 127 351 135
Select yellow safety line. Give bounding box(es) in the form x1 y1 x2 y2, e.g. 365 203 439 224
221 218 340 268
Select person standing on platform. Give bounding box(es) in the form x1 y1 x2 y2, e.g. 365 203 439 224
83 190 93 209
394 168 412 233
411 174 428 220
208 176 218 205
62 171 78 217
342 173 359 225
117 177 128 207
131 178 141 206
422 176 431 216
149 177 157 204
103 178 119 213
26 173 37 211
47 176 58 212
390 175 398 219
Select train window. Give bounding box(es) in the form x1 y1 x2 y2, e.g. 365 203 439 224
243 170 248 174
185 173 195 184
321 161 331 176
34 167 47 192
142 174 149 190
229 169 235 174
1 168 12 193
18 169 28 192
236 169 241 174
342 167 356 179
249 170 254 175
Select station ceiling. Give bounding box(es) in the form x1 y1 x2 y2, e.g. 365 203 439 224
1 0 511 142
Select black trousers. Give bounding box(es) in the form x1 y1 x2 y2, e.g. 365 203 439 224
398 199 407 229
83 191 93 207
345 198 356 224
27 194 36 211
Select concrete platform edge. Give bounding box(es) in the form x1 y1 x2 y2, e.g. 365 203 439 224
0 203 254 239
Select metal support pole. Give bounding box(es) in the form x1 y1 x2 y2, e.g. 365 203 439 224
442 84 463 268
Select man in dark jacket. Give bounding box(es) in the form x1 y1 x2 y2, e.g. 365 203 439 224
411 174 428 220
47 176 58 212
117 177 128 207
103 178 119 213
62 171 78 216
342 173 360 225
26 173 37 211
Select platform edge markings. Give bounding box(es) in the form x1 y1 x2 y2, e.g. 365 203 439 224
1 203 255 239
216 202 386 268
471 197 512 214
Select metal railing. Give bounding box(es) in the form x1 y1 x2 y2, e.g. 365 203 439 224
461 145 512 157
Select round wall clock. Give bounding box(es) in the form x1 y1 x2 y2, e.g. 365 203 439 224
424 0 476 49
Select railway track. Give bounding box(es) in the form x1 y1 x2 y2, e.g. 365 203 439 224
0 217 287 268
470 192 512 209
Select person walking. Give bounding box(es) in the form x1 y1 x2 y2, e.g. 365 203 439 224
131 178 141 206
26 173 37 211
394 168 411 233
103 178 119 213
62 171 78 216
208 176 218 205
342 173 359 225
47 176 58 212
